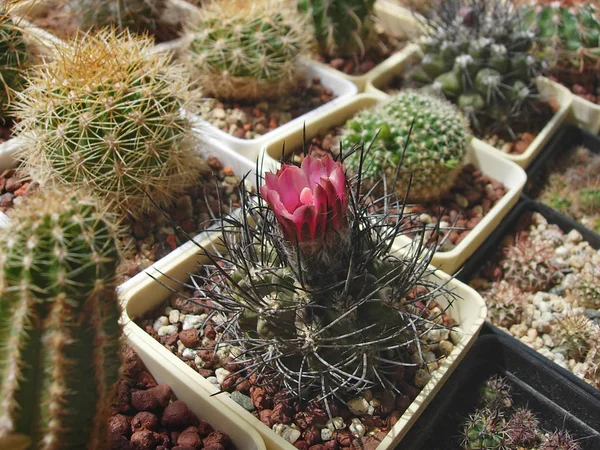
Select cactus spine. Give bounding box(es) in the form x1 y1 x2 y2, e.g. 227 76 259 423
0 190 122 450
341 90 471 202
188 0 312 100
0 9 29 119
14 29 202 217
298 0 378 59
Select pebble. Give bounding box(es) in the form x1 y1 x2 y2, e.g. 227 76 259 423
215 367 231 385
182 314 205 330
349 418 366 437
157 325 178 336
169 309 180 324
450 328 463 345
206 376 219 386
414 368 432 388
153 316 168 331
347 397 369 415
321 428 334 441
181 348 196 360
326 417 345 431
273 424 301 443
230 391 254 411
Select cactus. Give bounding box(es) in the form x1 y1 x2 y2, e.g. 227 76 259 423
522 2 600 84
506 409 540 446
298 0 378 60
461 410 508 450
552 313 595 362
14 29 202 218
181 147 460 404
0 9 29 119
0 189 122 450
67 0 166 37
478 375 512 413
485 281 526 329
584 344 600 390
571 265 600 310
539 431 581 450
408 0 543 136
500 237 564 292
340 90 471 202
187 0 312 101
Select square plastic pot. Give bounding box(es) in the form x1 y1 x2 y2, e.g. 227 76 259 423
260 93 527 275
540 79 600 134
400 333 600 449
119 232 487 449
124 327 266 450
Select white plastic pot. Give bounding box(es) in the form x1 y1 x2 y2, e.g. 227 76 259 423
124 327 266 450
260 93 526 275
119 231 487 450
189 62 358 163
311 3 422 93
364 47 573 169
375 0 424 40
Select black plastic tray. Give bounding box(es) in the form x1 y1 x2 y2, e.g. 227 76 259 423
524 125 600 235
456 199 600 404
398 334 600 449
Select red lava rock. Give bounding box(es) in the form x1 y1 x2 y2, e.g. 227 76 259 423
177 427 203 448
295 441 310 450
336 430 353 446
259 409 274 427
388 410 403 427
203 431 231 447
108 414 131 438
204 323 216 339
308 445 327 450
203 445 225 450
130 389 158 412
131 411 159 432
147 384 173 409
271 402 293 424
109 434 136 450
324 440 339 449
13 182 29 197
162 400 198 429
130 430 160 450
303 426 321 445
329 58 345 70
179 329 201 348
197 421 214 437
4 176 22 192
166 234 177 250
250 386 273 409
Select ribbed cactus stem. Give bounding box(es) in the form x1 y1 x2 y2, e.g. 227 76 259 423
0 9 29 118
0 191 122 450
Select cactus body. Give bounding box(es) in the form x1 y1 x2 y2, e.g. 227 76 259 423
14 30 201 217
409 0 542 135
298 0 377 59
68 0 166 36
0 10 29 118
341 90 470 202
188 0 311 100
0 190 121 450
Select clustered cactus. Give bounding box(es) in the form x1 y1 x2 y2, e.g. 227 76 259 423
461 376 581 450
0 8 29 119
0 190 122 450
484 280 525 329
298 0 378 60
13 29 202 218
184 146 460 405
187 0 312 100
409 0 543 136
67 0 166 37
341 90 471 202
523 1 600 84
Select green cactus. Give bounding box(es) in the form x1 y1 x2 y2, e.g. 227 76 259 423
461 409 508 450
340 90 470 203
485 281 526 329
523 3 600 79
478 375 512 413
0 189 122 450
552 313 595 362
298 0 377 59
188 0 312 100
0 9 29 119
14 29 202 218
408 0 543 136
67 0 166 36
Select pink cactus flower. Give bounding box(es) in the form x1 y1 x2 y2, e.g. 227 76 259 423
260 154 348 246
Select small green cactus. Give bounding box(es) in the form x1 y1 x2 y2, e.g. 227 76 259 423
0 9 29 119
188 0 312 100
408 0 543 136
14 29 202 217
298 0 377 59
461 409 508 450
523 2 600 79
0 189 122 450
341 90 471 202
67 0 166 36
478 375 512 413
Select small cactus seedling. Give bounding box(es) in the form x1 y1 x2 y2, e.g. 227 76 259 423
506 409 540 447
340 90 471 203
179 143 461 405
187 0 312 100
14 29 202 218
539 431 581 450
461 409 508 450
0 8 29 119
298 0 378 60
67 0 167 37
478 375 512 414
584 344 600 390
409 0 543 136
485 281 526 329
0 189 122 450
552 313 595 362
500 237 564 292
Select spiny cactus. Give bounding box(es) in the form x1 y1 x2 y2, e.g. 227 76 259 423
485 281 526 329
340 90 471 203
539 431 581 450
14 29 202 218
461 409 508 450
584 344 600 390
0 9 29 119
500 237 564 292
298 0 377 60
506 409 540 446
181 145 460 405
571 265 600 310
0 189 122 450
67 0 166 37
552 312 595 361
187 0 312 101
523 2 600 83
409 0 543 136
478 375 512 414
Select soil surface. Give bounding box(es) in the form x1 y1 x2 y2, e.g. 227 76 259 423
0 118 14 144
109 346 237 450
199 77 335 140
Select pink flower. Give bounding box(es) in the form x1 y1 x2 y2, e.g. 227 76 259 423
260 155 348 246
